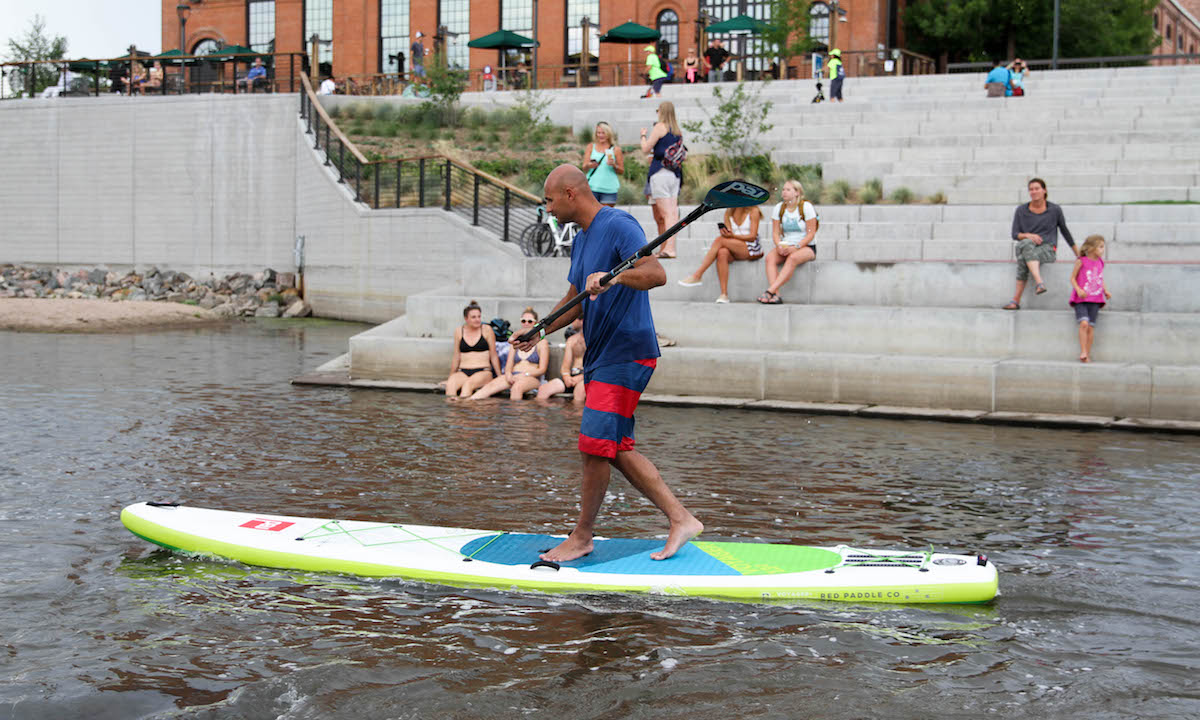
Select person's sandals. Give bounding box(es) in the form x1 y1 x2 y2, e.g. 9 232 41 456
757 291 781 305
677 277 703 287
1035 283 1047 294
657 252 676 259
1003 301 1020 310
715 294 730 304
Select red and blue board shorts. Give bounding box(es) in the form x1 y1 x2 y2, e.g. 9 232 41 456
578 358 656 458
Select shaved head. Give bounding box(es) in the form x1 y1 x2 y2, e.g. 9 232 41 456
544 164 602 228
545 164 588 194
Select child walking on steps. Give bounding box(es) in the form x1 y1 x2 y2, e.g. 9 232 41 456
1069 235 1112 363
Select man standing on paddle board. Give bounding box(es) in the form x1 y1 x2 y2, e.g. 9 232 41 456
510 165 704 563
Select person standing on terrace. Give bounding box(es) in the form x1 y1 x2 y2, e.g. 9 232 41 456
582 122 624 207
1003 178 1078 310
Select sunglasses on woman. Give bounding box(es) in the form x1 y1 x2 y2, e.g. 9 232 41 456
520 319 535 324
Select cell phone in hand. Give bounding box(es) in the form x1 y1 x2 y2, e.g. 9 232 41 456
717 222 728 231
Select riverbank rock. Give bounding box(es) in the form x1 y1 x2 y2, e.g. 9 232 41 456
0 264 311 320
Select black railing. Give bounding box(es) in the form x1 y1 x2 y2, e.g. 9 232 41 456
948 53 1200 73
299 74 539 244
0 52 307 99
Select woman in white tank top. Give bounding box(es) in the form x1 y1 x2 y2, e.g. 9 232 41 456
676 206 764 303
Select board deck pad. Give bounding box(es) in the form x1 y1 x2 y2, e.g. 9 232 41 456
460 534 842 576
120 503 999 604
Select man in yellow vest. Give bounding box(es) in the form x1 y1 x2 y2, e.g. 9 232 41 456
828 48 845 102
643 45 668 98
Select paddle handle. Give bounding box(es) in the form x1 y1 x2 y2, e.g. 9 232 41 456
515 202 713 344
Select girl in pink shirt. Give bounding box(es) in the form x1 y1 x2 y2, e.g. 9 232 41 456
1069 235 1112 363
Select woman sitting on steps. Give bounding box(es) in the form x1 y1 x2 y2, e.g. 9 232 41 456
758 179 819 305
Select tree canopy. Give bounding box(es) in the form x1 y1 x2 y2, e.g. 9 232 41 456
5 14 69 96
904 0 1159 66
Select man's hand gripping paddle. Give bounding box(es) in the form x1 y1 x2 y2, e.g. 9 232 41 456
515 180 771 343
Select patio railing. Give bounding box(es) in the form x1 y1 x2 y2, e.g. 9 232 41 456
298 73 540 245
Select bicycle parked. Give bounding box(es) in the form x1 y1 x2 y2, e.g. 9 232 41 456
519 205 578 257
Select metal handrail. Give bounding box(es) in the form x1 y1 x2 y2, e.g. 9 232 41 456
948 52 1200 72
299 73 540 244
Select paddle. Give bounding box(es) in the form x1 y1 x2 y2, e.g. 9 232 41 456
515 180 770 344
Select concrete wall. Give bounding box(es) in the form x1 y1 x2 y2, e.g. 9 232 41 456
0 93 297 276
0 93 525 324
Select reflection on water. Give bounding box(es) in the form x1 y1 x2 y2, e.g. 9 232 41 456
1 322 1198 719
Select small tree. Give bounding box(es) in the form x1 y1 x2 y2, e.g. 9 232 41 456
681 81 775 175
763 0 815 74
421 53 468 125
5 15 68 97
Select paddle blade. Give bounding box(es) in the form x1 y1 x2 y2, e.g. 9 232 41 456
704 180 771 208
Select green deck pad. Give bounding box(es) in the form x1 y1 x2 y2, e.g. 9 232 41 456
692 541 842 575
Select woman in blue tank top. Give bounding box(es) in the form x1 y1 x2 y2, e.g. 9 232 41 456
639 102 684 258
470 307 550 400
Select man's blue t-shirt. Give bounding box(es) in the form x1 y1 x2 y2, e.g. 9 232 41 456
566 207 660 376
986 66 1010 86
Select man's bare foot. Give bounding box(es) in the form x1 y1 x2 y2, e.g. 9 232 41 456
540 532 594 562
650 516 704 561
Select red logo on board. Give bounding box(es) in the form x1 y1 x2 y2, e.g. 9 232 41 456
240 518 295 532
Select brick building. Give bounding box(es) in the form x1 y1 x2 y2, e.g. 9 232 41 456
161 0 907 87
1153 0 1200 60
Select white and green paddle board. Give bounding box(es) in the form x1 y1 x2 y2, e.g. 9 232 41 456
121 502 998 604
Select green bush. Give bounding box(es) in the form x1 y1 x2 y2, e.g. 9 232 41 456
488 130 502 144
463 107 488 128
623 156 648 183
373 104 397 121
467 128 486 143
735 154 775 183
475 158 522 177
861 178 883 205
889 186 915 204
577 125 595 142
617 179 643 205
328 105 342 118
928 191 948 204
827 179 852 205
519 157 559 187
780 163 822 180
367 119 391 137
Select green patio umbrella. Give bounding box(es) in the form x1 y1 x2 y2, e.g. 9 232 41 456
468 30 538 89
705 14 771 81
215 45 254 56
151 48 189 65
704 14 770 34
599 21 660 86
67 58 109 72
467 29 538 50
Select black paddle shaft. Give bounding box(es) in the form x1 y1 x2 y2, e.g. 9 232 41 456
515 202 713 344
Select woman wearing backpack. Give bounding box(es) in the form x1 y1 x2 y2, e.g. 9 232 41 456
758 179 819 304
640 101 684 259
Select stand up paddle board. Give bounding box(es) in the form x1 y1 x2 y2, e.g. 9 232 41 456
121 502 998 604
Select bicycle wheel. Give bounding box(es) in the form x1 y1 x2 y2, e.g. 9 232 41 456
517 223 541 257
554 223 579 257
528 224 556 257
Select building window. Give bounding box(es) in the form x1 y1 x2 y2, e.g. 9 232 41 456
566 0 600 63
248 0 275 55
380 0 410 73
439 0 470 69
305 0 333 65
192 38 222 56
1167 24 1173 41
702 0 773 71
809 3 830 47
1153 12 1159 30
657 9 679 59
502 0 535 65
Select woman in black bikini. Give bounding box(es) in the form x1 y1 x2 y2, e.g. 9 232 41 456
445 301 501 397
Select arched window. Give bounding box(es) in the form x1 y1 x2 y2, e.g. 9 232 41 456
191 39 222 56
810 3 830 47
657 9 679 59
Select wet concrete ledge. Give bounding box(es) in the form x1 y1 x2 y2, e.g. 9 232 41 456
292 368 1200 436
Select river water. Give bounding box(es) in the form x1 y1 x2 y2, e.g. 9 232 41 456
1 321 1197 719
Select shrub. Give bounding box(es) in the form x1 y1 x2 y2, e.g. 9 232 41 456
623 156 648 183
475 158 522 177
928 191 948 204
373 104 397 121
467 128 486 143
463 107 488 128
860 178 883 205
889 186 915 204
827 179 852 205
488 130 502 144
367 119 391 137
736 154 775 183
578 125 595 142
617 179 643 205
519 157 559 187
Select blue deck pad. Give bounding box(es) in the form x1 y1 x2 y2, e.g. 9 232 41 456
460 533 742 576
